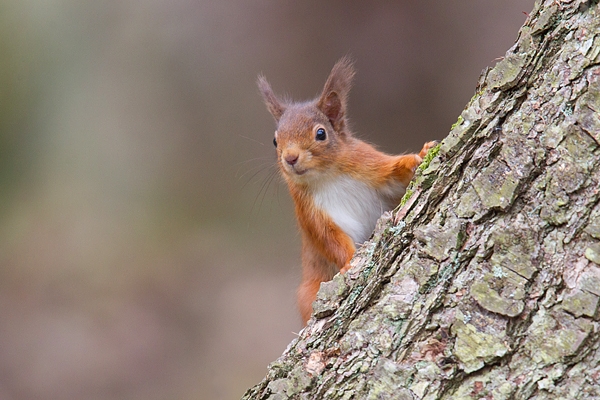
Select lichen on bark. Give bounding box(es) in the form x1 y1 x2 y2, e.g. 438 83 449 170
243 1 600 399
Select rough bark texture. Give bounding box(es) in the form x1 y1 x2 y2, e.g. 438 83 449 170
243 1 600 398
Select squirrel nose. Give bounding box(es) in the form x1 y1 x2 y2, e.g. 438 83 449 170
284 153 299 166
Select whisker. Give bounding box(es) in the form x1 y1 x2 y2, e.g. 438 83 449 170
237 154 287 222
252 168 279 215
234 157 274 178
238 134 266 146
233 156 273 169
237 161 274 181
239 163 277 192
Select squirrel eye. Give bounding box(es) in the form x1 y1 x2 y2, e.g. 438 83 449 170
273 137 277 147
315 127 327 141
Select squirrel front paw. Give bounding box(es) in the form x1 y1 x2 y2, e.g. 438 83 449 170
418 141 439 158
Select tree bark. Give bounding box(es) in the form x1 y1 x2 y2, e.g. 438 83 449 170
243 1 600 398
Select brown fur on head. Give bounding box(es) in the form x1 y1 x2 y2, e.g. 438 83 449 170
257 57 356 183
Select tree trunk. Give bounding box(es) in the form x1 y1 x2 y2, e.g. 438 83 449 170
243 1 600 398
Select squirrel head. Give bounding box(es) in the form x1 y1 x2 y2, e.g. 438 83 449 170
258 57 356 184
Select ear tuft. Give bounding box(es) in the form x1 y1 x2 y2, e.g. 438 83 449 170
317 57 355 131
257 75 286 122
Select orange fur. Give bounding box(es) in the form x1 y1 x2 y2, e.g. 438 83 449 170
258 57 436 325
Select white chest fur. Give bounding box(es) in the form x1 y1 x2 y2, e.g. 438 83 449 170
312 176 403 244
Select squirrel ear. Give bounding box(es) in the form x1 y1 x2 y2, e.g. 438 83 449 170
317 57 355 131
257 75 286 122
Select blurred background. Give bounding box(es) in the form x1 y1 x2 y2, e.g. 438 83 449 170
1 1 533 399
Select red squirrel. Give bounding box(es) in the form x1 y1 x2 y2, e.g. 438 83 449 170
258 57 436 325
